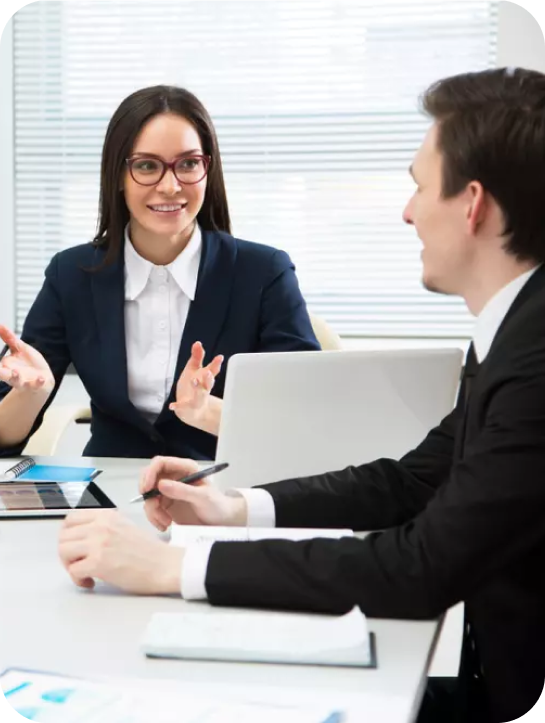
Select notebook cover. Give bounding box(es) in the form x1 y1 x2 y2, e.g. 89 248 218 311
17 466 100 482
144 633 377 669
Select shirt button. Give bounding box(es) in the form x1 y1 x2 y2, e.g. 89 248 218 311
159 285 166 294
157 394 163 402
159 320 167 330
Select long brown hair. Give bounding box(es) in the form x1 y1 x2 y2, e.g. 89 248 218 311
93 85 231 266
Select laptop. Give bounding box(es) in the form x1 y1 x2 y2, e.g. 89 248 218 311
215 348 463 490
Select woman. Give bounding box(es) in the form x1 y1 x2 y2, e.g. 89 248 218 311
0 86 319 459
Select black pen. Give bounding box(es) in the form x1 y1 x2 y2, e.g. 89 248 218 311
130 462 229 503
0 344 10 362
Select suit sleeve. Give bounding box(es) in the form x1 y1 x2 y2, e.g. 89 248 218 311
0 254 71 455
205 365 545 618
252 378 463 532
258 250 321 352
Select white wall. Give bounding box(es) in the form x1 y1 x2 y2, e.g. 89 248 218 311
497 1 545 71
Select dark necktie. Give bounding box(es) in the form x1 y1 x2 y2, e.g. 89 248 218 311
463 342 479 407
454 342 480 461
459 342 489 716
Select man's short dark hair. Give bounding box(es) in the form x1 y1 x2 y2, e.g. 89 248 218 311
421 68 545 263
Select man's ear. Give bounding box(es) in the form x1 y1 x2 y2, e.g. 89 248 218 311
466 181 486 234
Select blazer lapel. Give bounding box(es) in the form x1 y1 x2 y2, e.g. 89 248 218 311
90 244 135 418
487 264 545 359
459 266 545 458
156 230 237 422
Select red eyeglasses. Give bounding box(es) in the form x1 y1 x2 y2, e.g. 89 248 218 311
125 153 211 186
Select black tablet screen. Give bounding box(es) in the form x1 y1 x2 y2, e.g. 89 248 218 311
0 481 115 513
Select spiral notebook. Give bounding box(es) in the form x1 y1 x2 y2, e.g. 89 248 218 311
0 458 100 483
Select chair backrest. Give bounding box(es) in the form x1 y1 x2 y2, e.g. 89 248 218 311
215 348 463 489
309 312 343 350
24 405 91 456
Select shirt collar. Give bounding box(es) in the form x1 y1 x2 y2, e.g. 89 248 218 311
124 224 202 301
473 266 540 363
166 224 202 301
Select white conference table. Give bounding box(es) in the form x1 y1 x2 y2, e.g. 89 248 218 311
0 456 442 723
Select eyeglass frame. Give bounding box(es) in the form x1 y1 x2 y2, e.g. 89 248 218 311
125 153 211 186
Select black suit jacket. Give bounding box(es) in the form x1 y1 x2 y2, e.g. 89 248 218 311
0 231 319 459
206 266 545 722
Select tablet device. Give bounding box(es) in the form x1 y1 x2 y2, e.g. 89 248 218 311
0 480 115 519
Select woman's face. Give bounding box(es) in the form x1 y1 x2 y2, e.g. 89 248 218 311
123 112 208 244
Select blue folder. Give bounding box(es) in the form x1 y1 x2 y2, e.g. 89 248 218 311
17 465 99 482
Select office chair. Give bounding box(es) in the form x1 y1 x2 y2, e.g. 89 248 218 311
308 312 343 350
23 405 91 456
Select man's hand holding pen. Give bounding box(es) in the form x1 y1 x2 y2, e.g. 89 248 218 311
58 457 245 595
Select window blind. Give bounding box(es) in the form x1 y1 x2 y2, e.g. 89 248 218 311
12 0 498 336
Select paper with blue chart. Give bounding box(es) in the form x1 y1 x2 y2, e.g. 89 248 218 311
1 669 342 723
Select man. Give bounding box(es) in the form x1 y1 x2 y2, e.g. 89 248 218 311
59 68 545 722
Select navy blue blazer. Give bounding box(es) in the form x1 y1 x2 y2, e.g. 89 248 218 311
0 230 320 459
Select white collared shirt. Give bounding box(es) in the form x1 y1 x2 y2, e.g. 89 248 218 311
124 224 202 423
181 265 540 600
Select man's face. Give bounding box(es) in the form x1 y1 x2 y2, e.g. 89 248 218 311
403 124 475 296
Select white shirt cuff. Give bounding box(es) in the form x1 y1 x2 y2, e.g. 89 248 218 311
180 541 214 600
226 488 276 527
179 489 276 599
